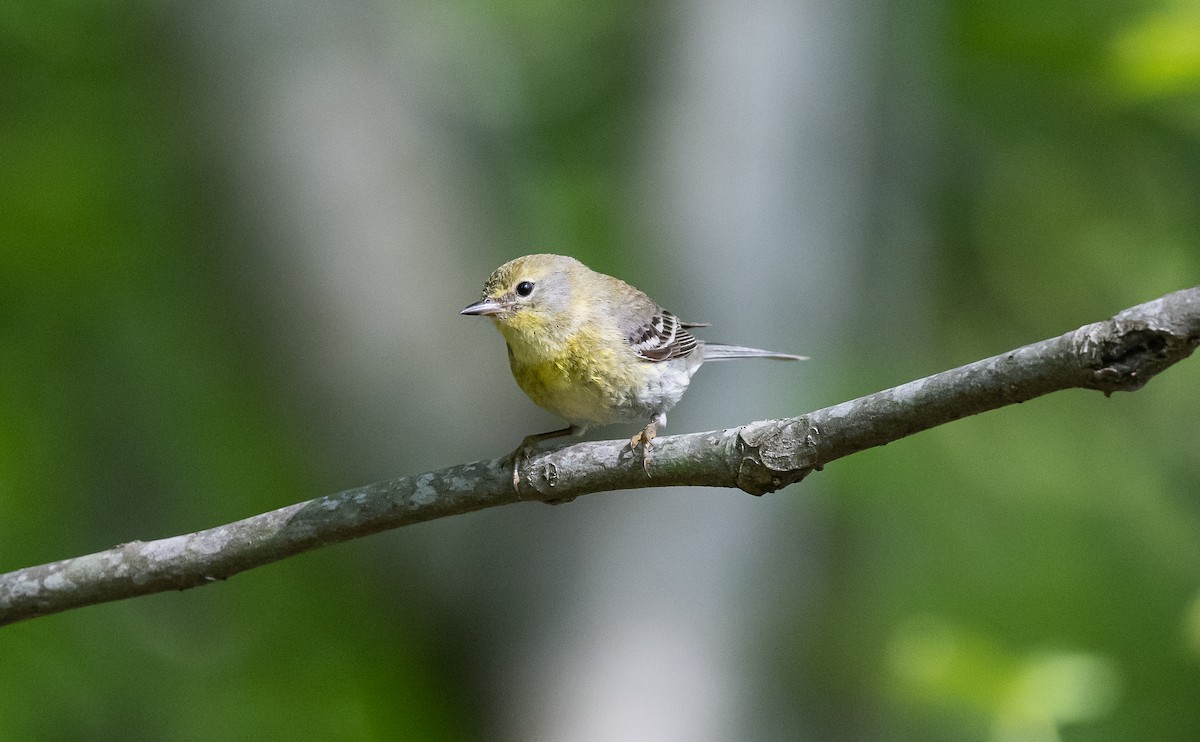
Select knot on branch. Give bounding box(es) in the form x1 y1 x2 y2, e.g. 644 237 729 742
1078 316 1200 394
733 419 817 496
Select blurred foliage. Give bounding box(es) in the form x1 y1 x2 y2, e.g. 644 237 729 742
0 2 471 740
1 0 1198 740
792 0 1200 740
412 0 664 276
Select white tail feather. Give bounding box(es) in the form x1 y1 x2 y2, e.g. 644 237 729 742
703 343 807 361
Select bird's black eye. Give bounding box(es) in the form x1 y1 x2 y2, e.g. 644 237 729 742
515 281 535 297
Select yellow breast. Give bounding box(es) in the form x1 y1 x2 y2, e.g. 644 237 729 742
499 320 644 426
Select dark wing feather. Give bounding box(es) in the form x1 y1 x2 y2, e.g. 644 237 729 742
599 270 703 362
627 309 700 361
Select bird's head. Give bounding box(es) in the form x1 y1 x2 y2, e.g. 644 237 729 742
460 254 581 335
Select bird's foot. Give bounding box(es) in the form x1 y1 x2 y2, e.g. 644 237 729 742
511 425 581 492
630 421 658 476
510 439 535 492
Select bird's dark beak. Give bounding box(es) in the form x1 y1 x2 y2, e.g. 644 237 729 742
460 298 504 316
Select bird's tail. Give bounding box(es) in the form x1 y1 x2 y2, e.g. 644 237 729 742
703 343 808 361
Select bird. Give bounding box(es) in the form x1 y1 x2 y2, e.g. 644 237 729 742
460 254 805 487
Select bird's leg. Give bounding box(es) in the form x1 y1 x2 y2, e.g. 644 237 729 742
512 425 583 491
629 414 666 476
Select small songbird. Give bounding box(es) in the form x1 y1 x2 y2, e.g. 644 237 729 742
461 254 805 485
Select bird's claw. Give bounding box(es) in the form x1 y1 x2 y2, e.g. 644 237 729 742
511 437 544 492
630 423 657 476
511 445 529 492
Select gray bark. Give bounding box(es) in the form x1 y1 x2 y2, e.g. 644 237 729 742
1 287 1196 627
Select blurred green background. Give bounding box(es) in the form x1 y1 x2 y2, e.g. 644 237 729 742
1 0 1198 740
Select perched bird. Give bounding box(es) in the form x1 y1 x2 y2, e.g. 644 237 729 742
461 254 805 485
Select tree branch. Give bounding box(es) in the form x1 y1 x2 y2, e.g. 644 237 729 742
2 287 1197 626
